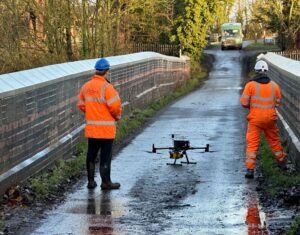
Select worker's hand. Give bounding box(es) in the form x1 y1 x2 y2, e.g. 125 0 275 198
78 106 86 113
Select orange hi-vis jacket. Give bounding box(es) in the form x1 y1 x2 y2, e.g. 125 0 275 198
240 76 281 122
77 75 122 139
240 75 285 170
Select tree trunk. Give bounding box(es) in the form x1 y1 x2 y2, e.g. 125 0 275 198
65 0 73 60
82 0 89 58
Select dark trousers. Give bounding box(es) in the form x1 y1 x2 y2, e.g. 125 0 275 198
86 138 114 183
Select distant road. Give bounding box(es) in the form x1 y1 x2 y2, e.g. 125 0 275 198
209 39 263 49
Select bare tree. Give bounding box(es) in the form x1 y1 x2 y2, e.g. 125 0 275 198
252 0 300 49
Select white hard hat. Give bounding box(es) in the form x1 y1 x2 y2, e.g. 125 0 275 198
254 60 268 72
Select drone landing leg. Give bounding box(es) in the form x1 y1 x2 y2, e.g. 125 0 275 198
181 152 196 165
167 158 182 166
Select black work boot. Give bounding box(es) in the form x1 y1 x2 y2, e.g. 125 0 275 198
245 169 254 179
100 165 120 190
87 181 97 189
101 182 121 190
87 162 97 189
277 157 288 171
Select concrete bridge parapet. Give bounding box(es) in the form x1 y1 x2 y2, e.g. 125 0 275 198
258 53 300 170
0 52 190 195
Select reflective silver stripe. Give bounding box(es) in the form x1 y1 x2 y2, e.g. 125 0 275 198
241 94 250 99
271 81 275 99
252 82 275 101
85 97 105 103
241 102 249 105
85 97 97 101
250 103 275 108
246 152 256 157
86 120 116 126
82 84 86 95
78 100 85 105
274 151 283 156
251 97 275 101
107 95 120 105
100 82 109 101
83 82 111 104
255 82 260 100
246 159 256 163
85 82 110 104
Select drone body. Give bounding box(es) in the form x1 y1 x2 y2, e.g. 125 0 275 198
152 135 210 165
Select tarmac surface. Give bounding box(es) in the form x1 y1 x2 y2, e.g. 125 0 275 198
29 48 269 235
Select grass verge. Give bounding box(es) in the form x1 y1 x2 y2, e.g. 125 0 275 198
260 135 300 196
0 219 4 231
287 215 300 235
24 142 87 200
259 135 300 234
243 42 280 51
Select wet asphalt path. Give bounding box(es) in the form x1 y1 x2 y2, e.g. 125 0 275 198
30 49 268 235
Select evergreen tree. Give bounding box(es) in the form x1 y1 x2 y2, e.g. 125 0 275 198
171 0 233 59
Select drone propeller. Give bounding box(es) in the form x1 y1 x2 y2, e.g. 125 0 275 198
193 150 218 153
144 150 163 154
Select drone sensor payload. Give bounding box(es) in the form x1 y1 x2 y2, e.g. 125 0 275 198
151 134 210 165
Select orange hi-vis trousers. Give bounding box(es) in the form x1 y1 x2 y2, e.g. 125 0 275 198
245 120 286 170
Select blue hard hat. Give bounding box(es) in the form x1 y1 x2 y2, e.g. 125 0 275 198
94 58 110 70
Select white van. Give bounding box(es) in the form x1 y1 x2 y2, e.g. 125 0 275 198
221 23 243 50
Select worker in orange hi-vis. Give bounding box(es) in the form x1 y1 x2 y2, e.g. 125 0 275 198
240 60 287 179
77 58 122 190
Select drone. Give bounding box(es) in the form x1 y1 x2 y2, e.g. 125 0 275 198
151 134 210 166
